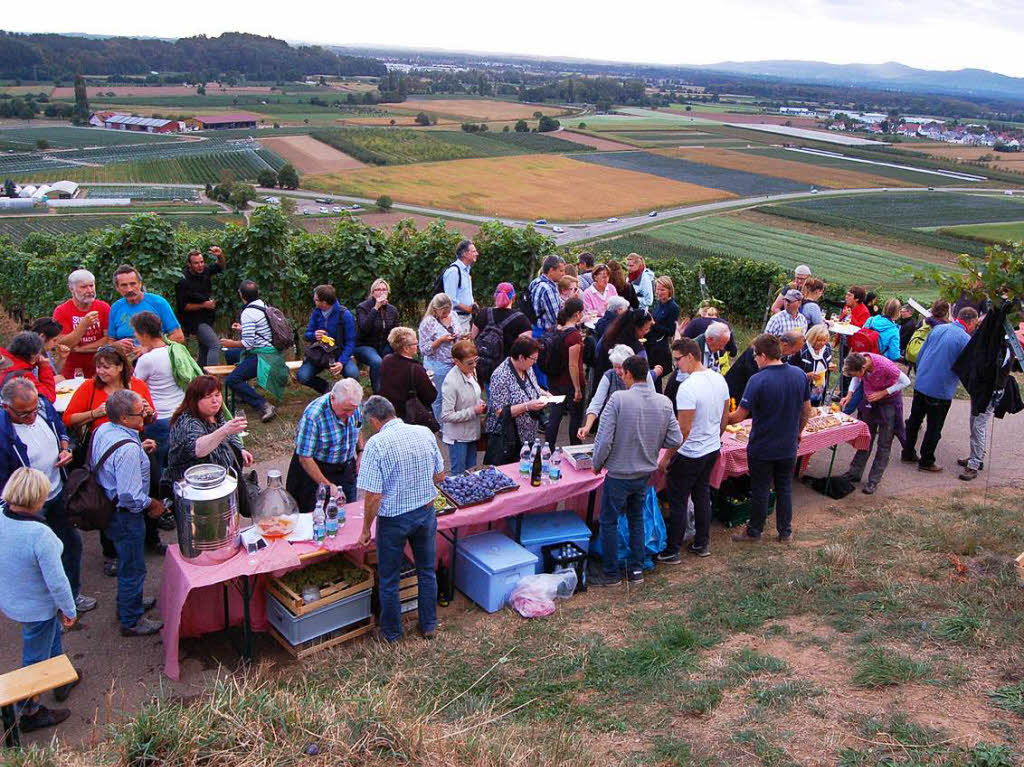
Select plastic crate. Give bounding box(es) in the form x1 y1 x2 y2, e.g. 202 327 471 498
266 589 372 646
454 531 538 613
511 510 592 574
541 541 588 592
713 489 776 528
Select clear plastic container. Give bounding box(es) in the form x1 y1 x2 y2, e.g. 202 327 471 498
251 469 300 539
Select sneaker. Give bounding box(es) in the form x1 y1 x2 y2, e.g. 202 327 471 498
121 616 163 637
103 559 118 577
655 551 682 565
260 403 278 423
19 705 70 732
417 626 436 640
74 594 97 613
777 533 793 543
957 459 983 471
626 569 644 584
901 452 920 463
143 596 157 612
959 468 978 481
918 464 943 473
590 571 623 587
861 483 877 495
731 531 762 543
53 669 81 702
688 543 711 558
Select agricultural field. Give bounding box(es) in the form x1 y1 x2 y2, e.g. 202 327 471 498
308 128 588 166
22 149 284 184
667 107 823 129
304 154 734 220
573 150 811 196
82 185 200 200
619 216 942 295
259 135 364 173
0 213 238 242
551 131 634 151
0 126 188 149
909 143 1024 174
742 147 970 186
390 98 563 121
658 147 915 189
789 192 1024 228
51 83 280 98
938 221 1024 244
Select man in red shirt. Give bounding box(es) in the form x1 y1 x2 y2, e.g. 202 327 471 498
52 269 110 378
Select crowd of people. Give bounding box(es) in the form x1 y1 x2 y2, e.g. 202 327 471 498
0 239 1010 732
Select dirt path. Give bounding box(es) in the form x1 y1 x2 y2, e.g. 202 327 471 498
259 135 364 174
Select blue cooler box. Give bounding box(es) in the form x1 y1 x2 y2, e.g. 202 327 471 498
514 511 592 573
454 531 538 613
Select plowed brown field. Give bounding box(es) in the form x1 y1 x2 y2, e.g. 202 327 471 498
259 135 364 173
393 99 562 121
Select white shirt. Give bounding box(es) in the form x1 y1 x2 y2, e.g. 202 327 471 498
675 369 729 459
240 299 273 349
133 346 185 420
14 419 62 500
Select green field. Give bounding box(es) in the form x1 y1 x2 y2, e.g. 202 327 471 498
938 221 1024 244
790 192 1024 228
741 147 967 187
55 204 220 214
308 127 589 166
82 184 200 200
0 213 239 242
616 216 942 295
0 125 190 149
21 148 284 184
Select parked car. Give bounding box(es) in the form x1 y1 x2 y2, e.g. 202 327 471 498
318 206 328 213
648 211 658 217
332 206 342 213
606 217 619 223
552 226 565 233
1005 190 1014 196
348 204 362 211
315 197 333 204
302 209 312 216
535 219 547 225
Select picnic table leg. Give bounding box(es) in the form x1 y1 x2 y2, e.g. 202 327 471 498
823 446 838 496
449 527 458 604
240 575 253 663
2 703 20 748
586 489 596 528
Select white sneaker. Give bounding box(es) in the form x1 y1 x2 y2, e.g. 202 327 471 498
74 594 98 613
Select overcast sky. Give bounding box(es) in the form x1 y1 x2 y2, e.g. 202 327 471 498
7 0 1024 78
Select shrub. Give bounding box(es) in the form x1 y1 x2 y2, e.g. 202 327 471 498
538 115 560 132
376 194 393 212
414 111 431 126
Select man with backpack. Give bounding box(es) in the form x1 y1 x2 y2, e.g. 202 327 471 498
472 283 532 390
220 280 288 423
440 240 478 335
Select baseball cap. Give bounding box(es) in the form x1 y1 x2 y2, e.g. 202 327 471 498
795 265 811 276
783 289 803 303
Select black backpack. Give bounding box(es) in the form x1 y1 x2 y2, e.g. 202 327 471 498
538 326 572 377
430 262 461 301
65 434 134 531
518 278 540 326
476 309 524 384
244 302 294 352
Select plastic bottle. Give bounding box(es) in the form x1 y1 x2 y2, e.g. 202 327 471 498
73 368 84 381
315 484 327 512
324 498 338 538
312 505 326 543
549 446 562 481
336 497 347 529
541 442 551 482
519 442 532 476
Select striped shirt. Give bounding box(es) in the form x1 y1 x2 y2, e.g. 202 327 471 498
764 309 809 337
294 395 361 465
91 422 150 513
240 299 274 349
357 418 444 518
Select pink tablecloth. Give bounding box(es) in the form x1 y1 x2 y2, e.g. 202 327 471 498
708 419 871 488
159 462 606 678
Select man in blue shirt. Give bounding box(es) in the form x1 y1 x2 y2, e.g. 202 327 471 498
107 265 184 354
296 284 357 394
92 389 164 637
357 396 444 642
529 255 565 333
442 240 477 335
729 334 812 543
286 379 363 513
902 307 979 471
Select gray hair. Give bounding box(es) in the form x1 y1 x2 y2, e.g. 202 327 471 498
68 268 95 288
541 255 565 274
362 395 395 424
106 389 141 424
1 377 38 405
606 296 629 314
608 344 635 367
8 331 43 360
331 378 363 406
705 321 731 342
425 293 453 321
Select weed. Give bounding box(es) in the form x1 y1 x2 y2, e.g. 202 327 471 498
967 743 1017 767
732 730 799 767
935 606 988 644
748 680 821 710
987 683 1024 717
651 735 714 766
677 679 726 716
852 647 930 688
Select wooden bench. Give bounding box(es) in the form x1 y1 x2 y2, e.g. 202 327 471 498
204 361 303 413
0 655 78 747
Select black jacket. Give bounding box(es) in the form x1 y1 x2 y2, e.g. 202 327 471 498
953 302 1013 416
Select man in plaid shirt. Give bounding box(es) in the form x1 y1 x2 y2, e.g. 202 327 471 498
764 289 809 337
529 255 566 332
285 379 363 513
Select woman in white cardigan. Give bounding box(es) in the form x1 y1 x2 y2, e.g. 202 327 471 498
441 340 486 475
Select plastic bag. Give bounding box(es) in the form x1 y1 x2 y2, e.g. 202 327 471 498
590 485 666 570
507 570 578 618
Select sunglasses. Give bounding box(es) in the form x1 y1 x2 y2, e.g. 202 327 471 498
95 345 117 355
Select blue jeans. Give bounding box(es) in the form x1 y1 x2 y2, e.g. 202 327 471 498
599 475 648 576
144 417 171 486
223 347 242 365
225 355 267 410
107 509 147 629
353 345 388 393
447 441 477 476
843 387 863 415
747 456 796 538
375 503 437 642
18 615 63 714
42 495 82 599
423 360 452 422
296 357 360 394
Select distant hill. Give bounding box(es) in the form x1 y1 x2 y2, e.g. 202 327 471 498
0 31 387 81
697 60 1024 101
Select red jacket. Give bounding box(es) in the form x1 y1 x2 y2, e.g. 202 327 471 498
0 348 57 403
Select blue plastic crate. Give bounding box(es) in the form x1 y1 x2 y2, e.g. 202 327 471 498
454 531 538 613
266 589 372 646
513 510 592 573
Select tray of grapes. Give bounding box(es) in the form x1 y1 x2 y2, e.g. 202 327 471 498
435 466 519 508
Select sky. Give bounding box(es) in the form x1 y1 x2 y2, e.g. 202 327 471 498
7 0 1024 78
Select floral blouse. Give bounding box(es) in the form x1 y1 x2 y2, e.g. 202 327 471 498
167 412 243 484
418 315 455 365
485 358 540 443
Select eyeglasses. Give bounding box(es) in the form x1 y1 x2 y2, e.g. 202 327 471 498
125 409 146 418
3 403 38 419
671 356 683 363
526 355 539 364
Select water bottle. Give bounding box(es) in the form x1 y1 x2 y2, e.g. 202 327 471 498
541 442 551 482
336 498 347 529
325 498 339 538
549 446 563 482
519 442 532 476
312 505 326 543
73 368 84 381
315 483 327 513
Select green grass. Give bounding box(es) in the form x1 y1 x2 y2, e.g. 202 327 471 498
987 683 1024 717
789 191 1024 228
21 148 284 184
0 125 188 148
852 647 930 688
0 213 239 242
938 221 1024 244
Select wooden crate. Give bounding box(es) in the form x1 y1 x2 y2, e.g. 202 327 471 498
269 616 376 659
266 554 373 617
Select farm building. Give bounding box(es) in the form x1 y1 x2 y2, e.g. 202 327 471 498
103 115 181 133
46 181 80 199
188 114 259 131
89 111 120 127
0 198 34 211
